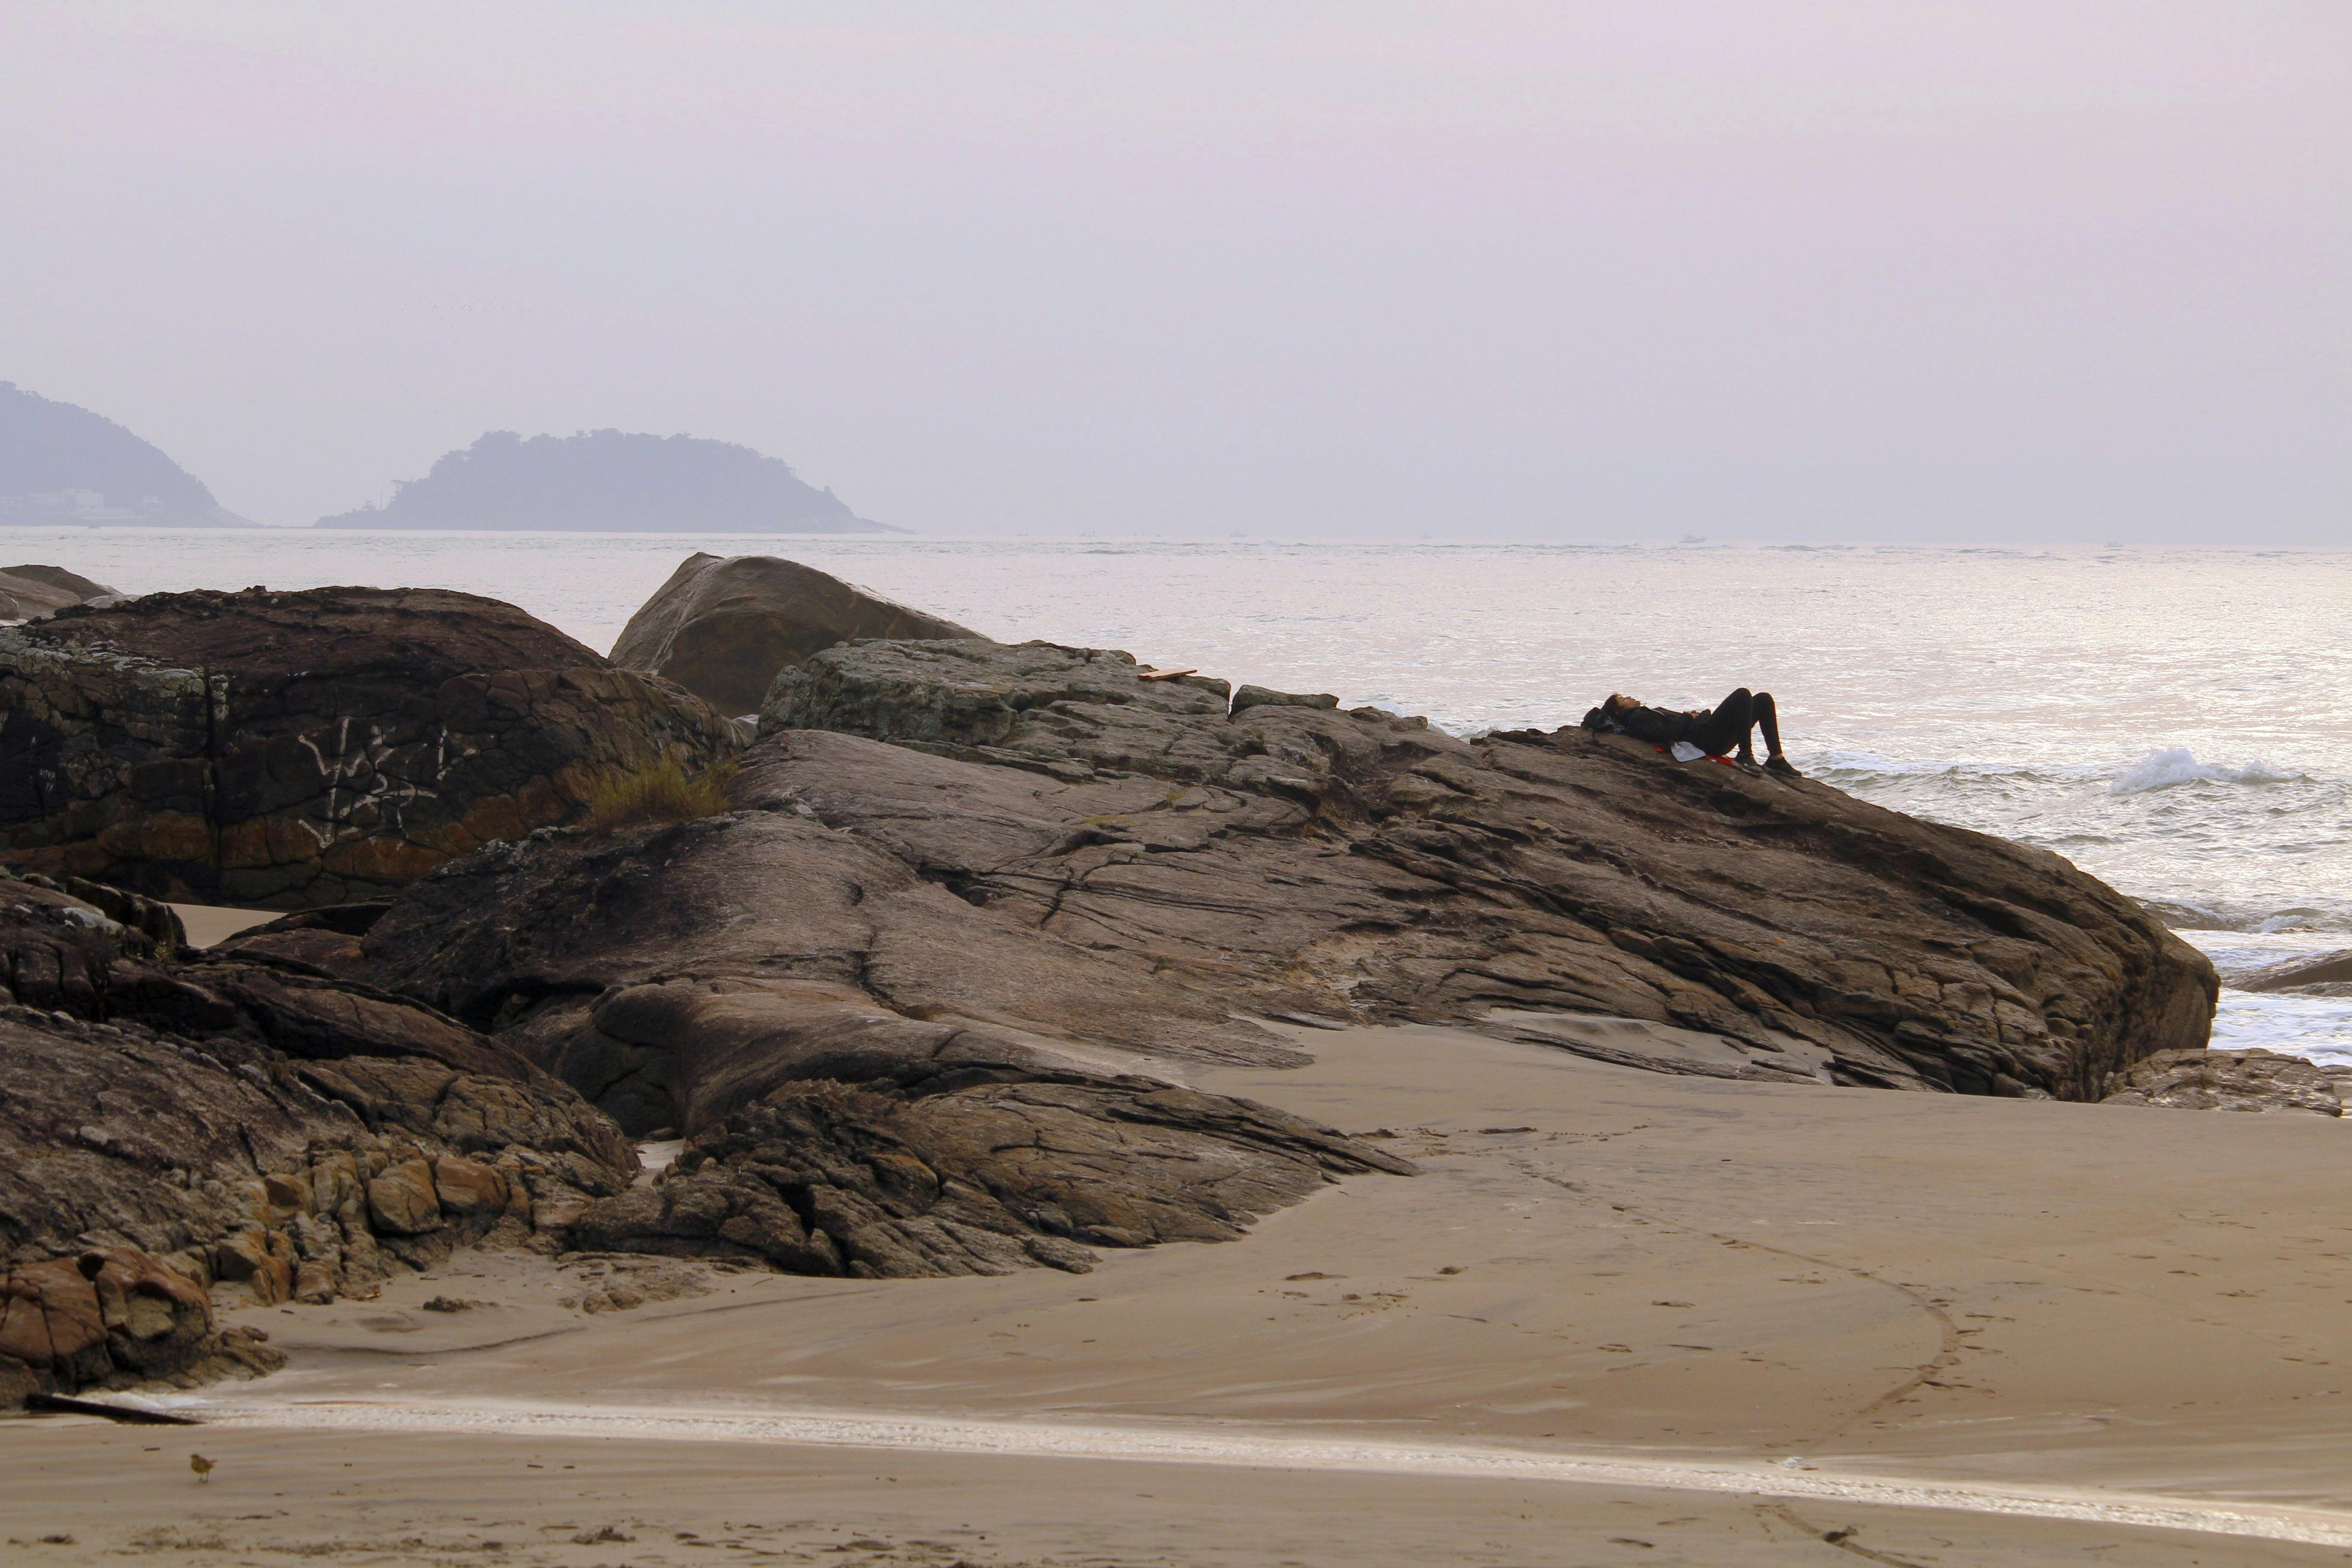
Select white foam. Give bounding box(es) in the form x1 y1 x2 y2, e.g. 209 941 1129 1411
2177 927 2352 970
2109 748 2297 796
190 1396 2352 1549
2209 992 2352 1069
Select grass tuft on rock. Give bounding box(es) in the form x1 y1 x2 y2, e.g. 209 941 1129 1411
580 759 737 833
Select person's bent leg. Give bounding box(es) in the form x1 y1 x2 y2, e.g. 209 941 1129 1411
1753 691 1785 758
1688 689 1756 759
1754 690 1802 776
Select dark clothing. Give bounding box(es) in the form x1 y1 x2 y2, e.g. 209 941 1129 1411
1586 702 1699 747
1582 687 1784 761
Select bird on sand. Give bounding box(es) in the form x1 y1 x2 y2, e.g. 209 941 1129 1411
189 1454 214 1482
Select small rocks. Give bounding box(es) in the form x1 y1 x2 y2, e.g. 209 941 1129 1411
556 1257 712 1314
573 1526 635 1545
2101 1048 2344 1116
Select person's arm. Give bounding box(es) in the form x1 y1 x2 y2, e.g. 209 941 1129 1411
1614 706 1681 745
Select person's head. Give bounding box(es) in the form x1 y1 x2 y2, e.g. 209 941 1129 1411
1604 693 1642 715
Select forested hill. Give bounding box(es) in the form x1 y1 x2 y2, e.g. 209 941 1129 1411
0 381 249 527
317 429 899 533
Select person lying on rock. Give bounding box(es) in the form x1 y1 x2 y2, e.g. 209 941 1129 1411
1580 688 1802 778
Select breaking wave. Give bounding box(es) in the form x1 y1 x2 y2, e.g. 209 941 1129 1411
2108 748 2298 796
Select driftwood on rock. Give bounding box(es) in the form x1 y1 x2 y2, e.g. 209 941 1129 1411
0 586 739 908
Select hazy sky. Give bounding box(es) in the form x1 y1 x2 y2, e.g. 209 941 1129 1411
4 3 2345 541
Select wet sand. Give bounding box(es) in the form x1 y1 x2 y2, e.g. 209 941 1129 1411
167 903 278 948
10 1023 2352 1565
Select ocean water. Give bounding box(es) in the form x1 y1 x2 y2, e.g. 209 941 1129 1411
11 528 2349 1062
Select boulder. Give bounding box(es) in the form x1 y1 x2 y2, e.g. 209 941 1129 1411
364 1160 444 1234
0 565 118 623
0 1245 276 1405
0 585 739 908
1230 683 1339 714
2233 949 2352 994
2102 1048 2343 1115
210 1230 295 1305
356 853 1413 1278
612 553 990 717
429 1155 514 1219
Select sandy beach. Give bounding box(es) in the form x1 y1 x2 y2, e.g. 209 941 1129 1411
10 1024 2352 1565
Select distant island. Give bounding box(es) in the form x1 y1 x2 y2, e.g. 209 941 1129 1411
316 429 902 533
0 381 253 527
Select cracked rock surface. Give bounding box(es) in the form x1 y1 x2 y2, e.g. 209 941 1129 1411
753 638 2214 1098
571 1075 1409 1280
375 634 2209 1106
0 870 637 1400
349 827 1418 1282
0 585 739 908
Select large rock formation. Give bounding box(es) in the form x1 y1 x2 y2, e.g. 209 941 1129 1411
0 619 2233 1398
0 565 117 623
352 638 2210 1145
744 638 2208 1098
349 819 1414 1280
611 553 990 717
0 586 739 907
570 1071 1403 1279
0 869 637 1399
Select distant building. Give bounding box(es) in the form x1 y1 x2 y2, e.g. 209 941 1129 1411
0 382 252 527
